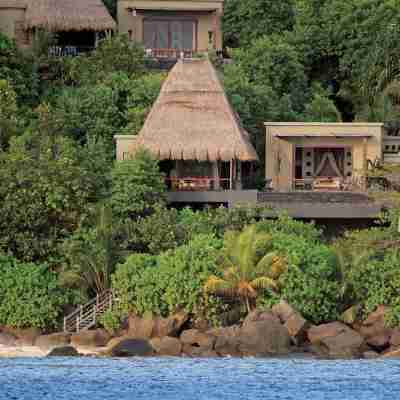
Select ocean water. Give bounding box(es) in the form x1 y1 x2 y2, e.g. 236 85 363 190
1 357 399 400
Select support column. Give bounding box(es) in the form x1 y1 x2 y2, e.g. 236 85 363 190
229 159 233 190
362 137 368 191
236 161 242 190
212 9 222 50
212 161 220 190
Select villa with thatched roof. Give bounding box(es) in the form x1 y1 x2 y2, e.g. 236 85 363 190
0 0 115 51
115 57 259 205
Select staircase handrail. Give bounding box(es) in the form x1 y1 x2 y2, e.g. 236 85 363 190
63 289 113 332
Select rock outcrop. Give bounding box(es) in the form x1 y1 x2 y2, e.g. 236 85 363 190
71 329 110 348
238 310 291 356
108 338 154 357
0 332 17 346
308 322 364 358
47 346 80 357
35 333 71 350
358 306 392 351
150 337 182 356
128 312 188 339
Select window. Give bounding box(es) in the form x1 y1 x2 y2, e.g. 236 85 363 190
122 152 130 160
143 19 196 50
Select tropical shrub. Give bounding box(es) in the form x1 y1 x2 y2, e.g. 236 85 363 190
255 221 340 324
0 133 108 263
0 79 18 150
112 235 223 321
0 32 38 105
125 205 266 255
222 0 295 47
110 149 166 221
0 255 66 328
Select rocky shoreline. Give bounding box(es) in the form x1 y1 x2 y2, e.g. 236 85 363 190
1 302 400 359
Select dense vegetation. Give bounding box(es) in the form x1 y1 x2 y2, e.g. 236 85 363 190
1 0 400 330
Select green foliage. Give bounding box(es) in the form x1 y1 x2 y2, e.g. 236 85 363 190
123 204 266 255
223 0 295 47
53 84 122 147
0 79 18 150
304 84 342 122
255 218 340 323
0 32 38 106
0 255 66 328
256 214 323 243
110 149 166 221
333 221 400 325
205 226 286 313
60 206 120 296
279 265 341 324
0 133 109 263
99 309 121 335
112 235 223 321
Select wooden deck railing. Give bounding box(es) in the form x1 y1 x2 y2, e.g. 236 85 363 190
146 48 196 59
166 177 231 191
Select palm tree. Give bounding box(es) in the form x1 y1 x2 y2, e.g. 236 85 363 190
204 225 286 313
60 204 120 296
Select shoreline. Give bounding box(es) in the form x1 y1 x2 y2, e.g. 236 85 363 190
0 345 107 358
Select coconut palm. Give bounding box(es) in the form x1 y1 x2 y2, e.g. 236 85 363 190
204 225 286 313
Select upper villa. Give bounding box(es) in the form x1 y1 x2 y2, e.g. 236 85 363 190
118 0 223 58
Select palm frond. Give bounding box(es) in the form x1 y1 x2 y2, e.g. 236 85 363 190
204 275 237 297
250 276 278 292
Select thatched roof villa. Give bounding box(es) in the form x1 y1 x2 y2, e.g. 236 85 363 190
0 0 115 49
115 57 258 194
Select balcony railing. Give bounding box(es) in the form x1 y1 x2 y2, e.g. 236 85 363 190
293 177 364 192
166 177 231 191
145 48 196 59
48 46 94 57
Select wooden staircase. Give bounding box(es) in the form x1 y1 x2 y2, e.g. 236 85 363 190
63 290 113 333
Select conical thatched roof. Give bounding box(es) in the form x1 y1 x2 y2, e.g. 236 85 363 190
132 58 259 162
24 0 116 32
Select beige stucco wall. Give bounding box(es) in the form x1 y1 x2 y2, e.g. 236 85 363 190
265 123 384 191
118 0 223 51
114 135 138 161
0 4 25 39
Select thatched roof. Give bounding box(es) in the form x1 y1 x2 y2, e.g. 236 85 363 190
24 0 116 32
0 0 26 8
131 58 258 162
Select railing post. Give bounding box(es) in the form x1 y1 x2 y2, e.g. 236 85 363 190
63 317 66 333
93 304 97 326
76 315 79 333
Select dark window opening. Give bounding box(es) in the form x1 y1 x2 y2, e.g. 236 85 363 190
143 19 196 50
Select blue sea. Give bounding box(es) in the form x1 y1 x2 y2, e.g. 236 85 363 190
1 357 399 400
